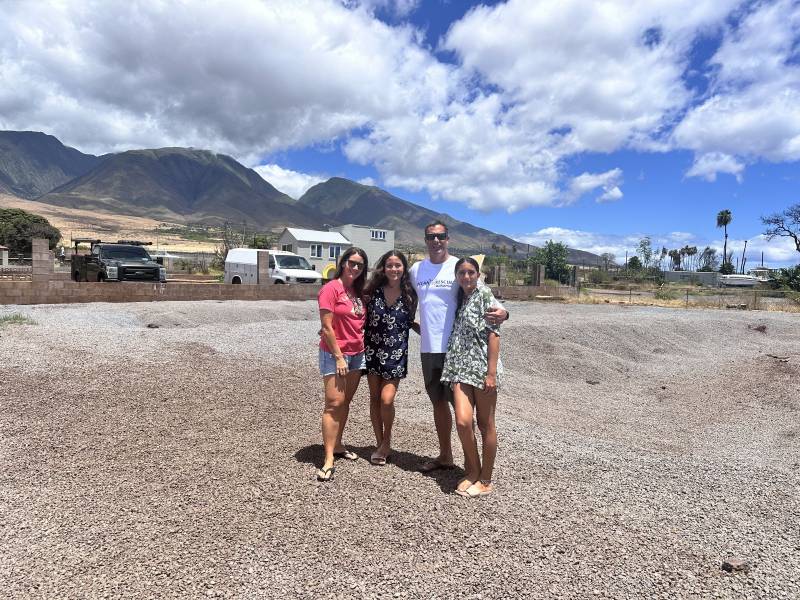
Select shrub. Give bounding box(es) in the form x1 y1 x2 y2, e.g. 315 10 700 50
0 313 35 327
587 270 609 284
654 287 679 301
772 265 800 291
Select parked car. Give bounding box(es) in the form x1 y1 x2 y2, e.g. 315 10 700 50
71 239 166 283
224 249 323 285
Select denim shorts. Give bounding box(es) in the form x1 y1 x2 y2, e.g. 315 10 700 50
319 349 366 376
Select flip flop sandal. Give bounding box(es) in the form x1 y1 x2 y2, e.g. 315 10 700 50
316 466 335 482
465 483 493 497
370 451 388 466
334 450 359 461
454 479 475 496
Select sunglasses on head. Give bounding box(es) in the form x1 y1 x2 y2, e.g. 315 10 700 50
345 258 364 270
425 232 448 241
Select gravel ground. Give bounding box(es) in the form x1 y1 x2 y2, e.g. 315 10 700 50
1 300 798 599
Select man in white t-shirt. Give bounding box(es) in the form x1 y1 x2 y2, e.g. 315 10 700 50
409 220 508 472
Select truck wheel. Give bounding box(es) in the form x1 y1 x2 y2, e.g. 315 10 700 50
232 276 241 284
98 274 106 282
274 280 285 284
72 271 80 282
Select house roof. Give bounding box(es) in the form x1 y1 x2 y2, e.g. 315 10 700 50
0 245 8 250
284 227 350 244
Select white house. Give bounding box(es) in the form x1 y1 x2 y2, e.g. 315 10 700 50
276 225 395 279
0 245 8 267
277 228 351 279
330 224 395 270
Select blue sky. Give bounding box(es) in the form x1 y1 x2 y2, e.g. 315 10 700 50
1 0 799 266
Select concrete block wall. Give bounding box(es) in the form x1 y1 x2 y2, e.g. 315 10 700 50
31 238 54 283
0 281 320 306
257 250 270 285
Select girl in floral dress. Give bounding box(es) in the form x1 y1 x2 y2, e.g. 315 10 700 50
363 251 418 465
440 256 502 497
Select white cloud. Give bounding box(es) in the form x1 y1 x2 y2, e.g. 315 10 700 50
563 169 623 204
1 0 798 213
597 187 623 203
0 0 450 157
344 0 419 18
685 152 745 182
253 164 327 199
357 176 377 186
675 0 800 179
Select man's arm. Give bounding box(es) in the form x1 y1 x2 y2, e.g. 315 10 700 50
485 295 508 325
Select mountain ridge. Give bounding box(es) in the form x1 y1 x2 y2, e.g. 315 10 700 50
0 130 602 264
42 146 323 229
0 131 102 199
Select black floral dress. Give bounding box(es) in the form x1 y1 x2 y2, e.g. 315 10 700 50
365 287 413 380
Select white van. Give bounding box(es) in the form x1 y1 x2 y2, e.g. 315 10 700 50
224 249 323 285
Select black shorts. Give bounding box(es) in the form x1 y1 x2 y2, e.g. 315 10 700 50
420 353 453 405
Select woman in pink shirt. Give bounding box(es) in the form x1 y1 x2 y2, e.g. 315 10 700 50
316 247 369 482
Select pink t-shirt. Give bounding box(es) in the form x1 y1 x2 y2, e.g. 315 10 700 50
318 278 366 355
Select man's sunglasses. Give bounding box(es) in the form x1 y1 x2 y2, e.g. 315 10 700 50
425 232 448 241
345 259 365 270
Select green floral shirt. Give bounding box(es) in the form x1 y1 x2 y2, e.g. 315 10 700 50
440 284 503 390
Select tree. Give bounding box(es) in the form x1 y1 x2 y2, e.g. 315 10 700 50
637 237 654 269
697 246 719 272
668 249 681 270
716 209 733 272
530 240 570 283
0 208 61 254
600 252 616 271
627 256 642 271
685 246 698 271
771 265 800 291
761 203 800 254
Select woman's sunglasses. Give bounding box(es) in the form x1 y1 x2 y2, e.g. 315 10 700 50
345 259 365 270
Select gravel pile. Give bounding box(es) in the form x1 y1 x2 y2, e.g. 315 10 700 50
1 300 798 599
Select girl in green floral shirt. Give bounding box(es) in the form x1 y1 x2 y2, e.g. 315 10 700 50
440 256 502 498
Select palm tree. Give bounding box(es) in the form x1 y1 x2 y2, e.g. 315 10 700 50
716 209 732 270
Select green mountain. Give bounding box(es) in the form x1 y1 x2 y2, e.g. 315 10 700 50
0 130 602 264
42 147 323 229
298 177 601 264
0 131 102 199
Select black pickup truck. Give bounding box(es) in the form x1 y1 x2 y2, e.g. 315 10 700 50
71 239 166 283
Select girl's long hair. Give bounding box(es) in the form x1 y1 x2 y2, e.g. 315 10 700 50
334 246 369 297
455 256 481 308
364 250 417 313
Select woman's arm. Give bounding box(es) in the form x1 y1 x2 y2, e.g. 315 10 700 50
485 331 500 392
320 309 348 377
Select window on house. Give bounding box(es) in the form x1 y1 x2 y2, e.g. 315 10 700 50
310 244 323 258
329 245 341 260
281 244 293 252
370 230 386 240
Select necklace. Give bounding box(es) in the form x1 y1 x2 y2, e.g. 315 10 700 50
345 287 363 315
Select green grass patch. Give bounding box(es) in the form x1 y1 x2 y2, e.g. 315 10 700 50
0 313 35 327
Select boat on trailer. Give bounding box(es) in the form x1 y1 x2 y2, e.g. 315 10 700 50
719 274 759 287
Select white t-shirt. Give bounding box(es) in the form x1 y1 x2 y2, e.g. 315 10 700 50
409 256 460 353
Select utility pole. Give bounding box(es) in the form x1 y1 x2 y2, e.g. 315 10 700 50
740 240 747 274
